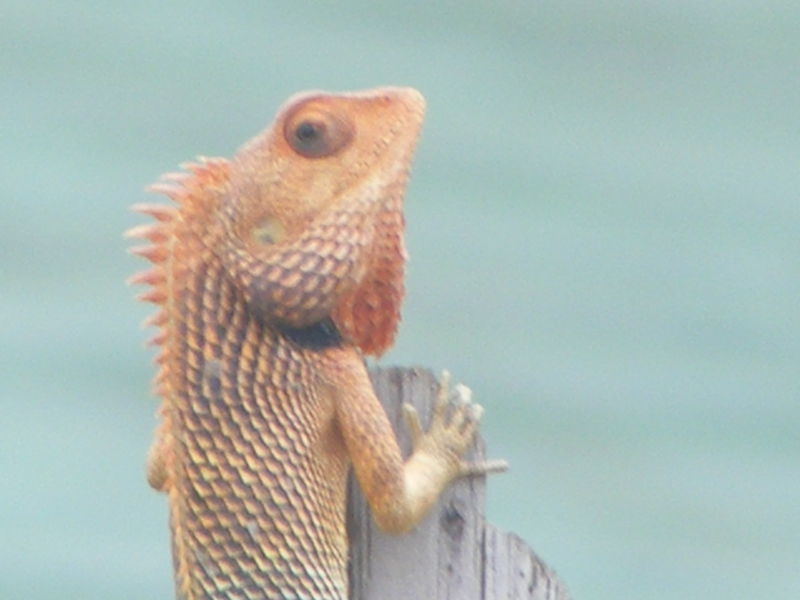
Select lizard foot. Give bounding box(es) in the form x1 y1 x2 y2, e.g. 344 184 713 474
402 371 508 479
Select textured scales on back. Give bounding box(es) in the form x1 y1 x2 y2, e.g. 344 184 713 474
129 87 505 600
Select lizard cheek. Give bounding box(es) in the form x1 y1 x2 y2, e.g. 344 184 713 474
251 217 285 246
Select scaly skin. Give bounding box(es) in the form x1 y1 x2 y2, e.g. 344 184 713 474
129 87 505 600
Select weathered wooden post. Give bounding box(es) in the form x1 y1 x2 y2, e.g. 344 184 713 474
347 367 570 600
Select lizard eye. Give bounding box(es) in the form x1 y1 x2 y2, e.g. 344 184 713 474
284 104 354 159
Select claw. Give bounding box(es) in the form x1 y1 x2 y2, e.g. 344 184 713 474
453 382 471 404
436 371 450 404
430 370 451 428
402 403 424 446
469 403 484 422
460 458 509 477
454 403 480 437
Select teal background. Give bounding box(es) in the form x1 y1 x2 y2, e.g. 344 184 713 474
2 2 798 598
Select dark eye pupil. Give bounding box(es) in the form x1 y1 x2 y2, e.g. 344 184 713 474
284 109 352 159
295 121 320 142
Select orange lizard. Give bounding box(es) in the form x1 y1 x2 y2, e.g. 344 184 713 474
128 87 505 600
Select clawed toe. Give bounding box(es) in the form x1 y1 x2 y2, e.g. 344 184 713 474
460 458 509 477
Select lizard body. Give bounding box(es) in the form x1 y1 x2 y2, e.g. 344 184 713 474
129 87 503 600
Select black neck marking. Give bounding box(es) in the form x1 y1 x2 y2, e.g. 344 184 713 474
277 318 343 351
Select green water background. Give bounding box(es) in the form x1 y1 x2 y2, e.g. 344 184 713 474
2 2 798 598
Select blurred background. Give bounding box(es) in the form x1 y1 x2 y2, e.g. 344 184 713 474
2 1 798 598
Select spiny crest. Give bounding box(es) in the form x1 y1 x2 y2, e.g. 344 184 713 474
127 156 230 395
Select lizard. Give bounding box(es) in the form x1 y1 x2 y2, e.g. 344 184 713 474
128 86 506 600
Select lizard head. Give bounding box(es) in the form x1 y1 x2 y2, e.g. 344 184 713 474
225 87 426 355
229 87 425 238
